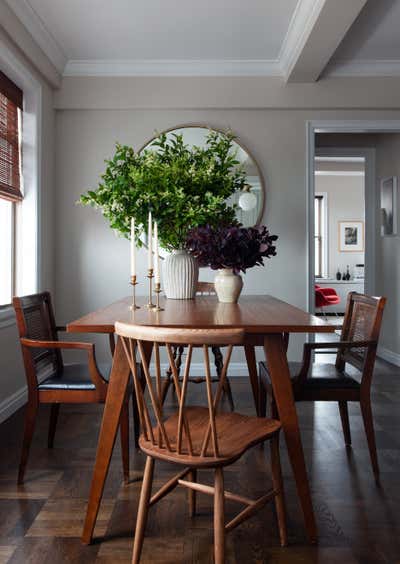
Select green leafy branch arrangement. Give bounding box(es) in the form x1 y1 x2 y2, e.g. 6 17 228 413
79 130 246 251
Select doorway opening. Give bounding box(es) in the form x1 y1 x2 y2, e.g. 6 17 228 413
307 121 400 366
313 150 366 322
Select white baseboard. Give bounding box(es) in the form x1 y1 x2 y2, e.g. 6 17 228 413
378 346 400 367
0 363 251 424
0 384 27 424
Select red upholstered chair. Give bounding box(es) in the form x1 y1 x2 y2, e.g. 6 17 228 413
315 284 340 316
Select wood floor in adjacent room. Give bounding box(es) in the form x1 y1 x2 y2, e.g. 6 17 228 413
0 358 399 564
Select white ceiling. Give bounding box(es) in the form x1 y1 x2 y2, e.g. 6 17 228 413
26 0 298 61
329 0 400 75
4 0 400 80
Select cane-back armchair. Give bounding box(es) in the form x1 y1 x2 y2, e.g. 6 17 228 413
259 292 386 481
13 292 131 484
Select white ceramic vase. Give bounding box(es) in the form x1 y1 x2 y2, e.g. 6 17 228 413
214 269 243 303
163 249 199 299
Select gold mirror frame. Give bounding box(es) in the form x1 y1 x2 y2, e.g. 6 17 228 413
138 123 265 226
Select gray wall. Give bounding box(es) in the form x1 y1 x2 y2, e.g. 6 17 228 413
315 174 365 278
375 134 400 356
316 131 400 358
55 108 311 363
2 63 400 418
54 104 400 366
0 26 55 415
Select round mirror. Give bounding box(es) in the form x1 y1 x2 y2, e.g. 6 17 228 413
139 125 265 228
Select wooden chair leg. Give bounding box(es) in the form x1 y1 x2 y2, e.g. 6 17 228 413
214 467 225 564
47 403 60 449
132 456 154 564
338 401 352 446
269 395 279 420
258 371 267 417
270 434 288 547
120 399 130 483
187 469 197 517
360 396 380 481
18 398 38 484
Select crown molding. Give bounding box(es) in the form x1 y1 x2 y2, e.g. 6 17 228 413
6 0 400 81
63 56 400 80
327 59 400 77
63 58 282 77
278 0 326 79
5 0 67 74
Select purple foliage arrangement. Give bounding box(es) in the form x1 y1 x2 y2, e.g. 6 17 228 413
186 224 278 274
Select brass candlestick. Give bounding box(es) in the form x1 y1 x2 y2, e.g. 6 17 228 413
153 282 164 311
145 268 156 309
129 275 140 310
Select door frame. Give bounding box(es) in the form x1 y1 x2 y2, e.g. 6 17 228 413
306 120 400 314
315 146 375 296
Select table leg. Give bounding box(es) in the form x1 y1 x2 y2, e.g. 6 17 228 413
263 333 317 544
81 337 152 544
244 344 260 416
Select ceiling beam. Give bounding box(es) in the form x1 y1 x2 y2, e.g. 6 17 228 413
280 0 368 83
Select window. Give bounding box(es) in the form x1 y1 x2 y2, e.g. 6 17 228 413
314 193 327 278
0 71 22 306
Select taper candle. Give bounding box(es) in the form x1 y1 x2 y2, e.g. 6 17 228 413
147 211 153 269
154 221 160 284
130 218 136 277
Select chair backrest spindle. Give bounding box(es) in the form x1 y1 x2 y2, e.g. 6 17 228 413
176 344 193 454
202 344 219 457
116 323 244 461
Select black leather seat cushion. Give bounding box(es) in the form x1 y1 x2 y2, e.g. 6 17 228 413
38 363 111 391
259 361 360 391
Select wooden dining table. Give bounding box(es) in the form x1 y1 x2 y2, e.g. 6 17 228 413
67 294 335 545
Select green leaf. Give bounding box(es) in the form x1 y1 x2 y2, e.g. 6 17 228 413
79 131 246 249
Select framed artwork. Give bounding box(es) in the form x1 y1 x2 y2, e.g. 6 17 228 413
338 221 364 252
380 176 397 236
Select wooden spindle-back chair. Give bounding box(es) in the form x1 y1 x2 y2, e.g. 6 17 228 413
162 281 235 410
259 292 386 481
13 292 131 484
115 322 287 564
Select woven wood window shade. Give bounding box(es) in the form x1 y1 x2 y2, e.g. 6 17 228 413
0 71 23 202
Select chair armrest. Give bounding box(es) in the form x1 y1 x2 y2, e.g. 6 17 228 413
297 340 377 384
20 338 94 351
20 339 107 391
316 287 338 296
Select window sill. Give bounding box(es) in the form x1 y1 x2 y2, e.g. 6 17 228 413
0 306 16 329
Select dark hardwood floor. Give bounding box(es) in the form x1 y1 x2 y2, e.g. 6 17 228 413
0 357 399 563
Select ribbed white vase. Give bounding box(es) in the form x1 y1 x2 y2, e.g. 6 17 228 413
163 249 199 299
214 269 243 303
